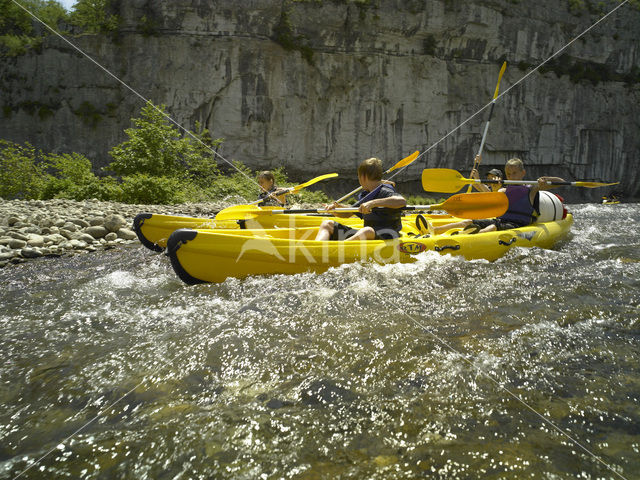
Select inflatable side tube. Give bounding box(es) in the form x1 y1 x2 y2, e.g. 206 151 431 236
133 213 164 252
166 229 206 285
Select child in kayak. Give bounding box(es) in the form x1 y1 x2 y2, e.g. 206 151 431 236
257 171 287 207
467 155 503 193
428 158 564 235
315 157 406 241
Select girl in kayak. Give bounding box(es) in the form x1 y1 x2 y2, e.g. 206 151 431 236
257 171 287 207
315 157 406 241
428 158 564 235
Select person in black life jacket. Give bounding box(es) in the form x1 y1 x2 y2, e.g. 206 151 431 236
257 171 287 207
428 158 565 235
315 157 406 241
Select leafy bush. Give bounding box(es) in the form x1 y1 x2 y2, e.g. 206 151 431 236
0 0 67 56
40 152 96 197
69 0 119 34
119 174 186 205
0 140 46 199
109 101 222 179
70 176 123 201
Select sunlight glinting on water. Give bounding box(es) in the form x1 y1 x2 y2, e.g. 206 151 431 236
1 204 639 478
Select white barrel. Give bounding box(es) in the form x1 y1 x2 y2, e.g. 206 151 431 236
535 190 564 222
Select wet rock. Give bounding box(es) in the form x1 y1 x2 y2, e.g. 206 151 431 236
85 225 109 239
8 238 27 249
44 233 66 244
69 239 88 249
117 228 137 240
39 218 55 228
20 247 43 258
9 231 28 241
70 218 91 228
104 214 126 232
0 251 16 261
77 233 97 244
26 234 45 247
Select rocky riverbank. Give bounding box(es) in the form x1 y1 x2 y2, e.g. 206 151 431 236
0 198 237 268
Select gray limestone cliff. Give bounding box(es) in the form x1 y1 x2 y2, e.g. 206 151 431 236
2 0 639 202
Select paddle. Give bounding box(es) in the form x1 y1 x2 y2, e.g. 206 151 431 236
335 151 420 203
249 172 339 205
223 192 509 220
216 173 339 220
467 61 507 193
422 168 620 193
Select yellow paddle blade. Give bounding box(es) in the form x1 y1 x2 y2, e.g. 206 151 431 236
493 61 507 99
215 205 271 221
573 181 619 188
436 192 508 219
290 173 339 193
387 151 419 173
422 168 472 193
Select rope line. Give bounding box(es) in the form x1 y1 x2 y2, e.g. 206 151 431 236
387 0 631 180
7 1 634 478
397 305 629 480
10 0 259 189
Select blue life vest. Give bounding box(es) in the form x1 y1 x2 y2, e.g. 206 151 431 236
499 185 535 226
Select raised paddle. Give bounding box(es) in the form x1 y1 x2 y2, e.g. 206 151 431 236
422 168 620 193
335 151 420 203
216 173 339 220
467 61 507 193
249 173 338 205
221 192 509 220
248 172 339 205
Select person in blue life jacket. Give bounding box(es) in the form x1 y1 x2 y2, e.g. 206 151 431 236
257 171 287 207
427 158 565 235
314 157 407 241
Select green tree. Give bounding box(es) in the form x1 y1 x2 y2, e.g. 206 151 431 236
69 0 119 33
0 0 67 55
40 151 99 198
108 101 222 179
0 140 46 199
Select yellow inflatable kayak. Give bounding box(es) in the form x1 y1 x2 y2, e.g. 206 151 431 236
133 210 455 251
165 214 573 284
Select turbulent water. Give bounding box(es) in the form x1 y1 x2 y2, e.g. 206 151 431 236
1 203 638 480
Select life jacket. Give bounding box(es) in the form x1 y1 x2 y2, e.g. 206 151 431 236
499 185 534 226
257 186 285 207
356 184 403 232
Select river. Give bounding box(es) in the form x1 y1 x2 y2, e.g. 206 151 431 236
1 203 638 479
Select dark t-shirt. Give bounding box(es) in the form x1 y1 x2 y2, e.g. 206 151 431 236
356 184 403 233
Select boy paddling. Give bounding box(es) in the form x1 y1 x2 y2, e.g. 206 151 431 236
315 157 406 241
428 158 564 235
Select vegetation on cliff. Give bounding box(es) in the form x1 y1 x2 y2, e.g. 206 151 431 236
0 101 331 205
0 0 118 56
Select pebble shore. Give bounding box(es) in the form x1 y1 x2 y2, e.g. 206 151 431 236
0 198 236 268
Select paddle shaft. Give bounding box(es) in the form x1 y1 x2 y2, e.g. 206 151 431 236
421 168 619 193
476 179 605 187
467 62 507 193
269 206 449 215
249 172 339 205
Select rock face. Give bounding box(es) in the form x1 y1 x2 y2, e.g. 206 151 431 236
1 0 639 201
